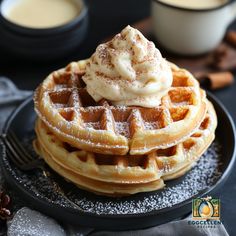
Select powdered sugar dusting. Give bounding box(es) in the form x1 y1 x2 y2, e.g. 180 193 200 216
85 122 101 130
53 104 68 109
172 101 190 106
144 122 160 130
115 122 130 137
55 84 69 90
1 135 224 216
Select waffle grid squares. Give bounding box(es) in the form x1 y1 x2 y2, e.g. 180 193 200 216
34 97 217 195
35 60 207 155
49 66 197 132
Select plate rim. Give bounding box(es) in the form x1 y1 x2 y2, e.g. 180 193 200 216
1 91 235 220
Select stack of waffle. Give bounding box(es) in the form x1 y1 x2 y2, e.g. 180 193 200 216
33 60 217 197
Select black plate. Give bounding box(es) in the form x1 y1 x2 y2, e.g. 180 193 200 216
0 93 235 230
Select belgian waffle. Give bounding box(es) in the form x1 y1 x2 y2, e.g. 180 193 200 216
34 101 216 195
34 61 207 155
34 140 165 196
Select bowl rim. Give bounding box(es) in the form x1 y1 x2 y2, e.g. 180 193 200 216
0 0 88 35
152 0 233 12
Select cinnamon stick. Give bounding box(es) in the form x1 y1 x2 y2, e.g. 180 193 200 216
206 72 234 90
225 31 236 48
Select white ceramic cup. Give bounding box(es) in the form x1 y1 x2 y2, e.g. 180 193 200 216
151 0 236 55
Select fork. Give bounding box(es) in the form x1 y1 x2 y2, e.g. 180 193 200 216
1 130 83 209
1 130 44 171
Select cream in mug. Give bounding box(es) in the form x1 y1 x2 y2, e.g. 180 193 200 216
158 0 228 9
3 0 81 28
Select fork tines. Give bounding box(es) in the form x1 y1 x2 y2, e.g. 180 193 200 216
2 130 42 171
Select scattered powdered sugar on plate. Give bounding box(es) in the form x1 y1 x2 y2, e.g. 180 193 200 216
1 132 223 216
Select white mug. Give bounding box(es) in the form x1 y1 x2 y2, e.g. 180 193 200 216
151 0 236 55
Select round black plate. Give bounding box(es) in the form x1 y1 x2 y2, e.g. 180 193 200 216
0 93 235 230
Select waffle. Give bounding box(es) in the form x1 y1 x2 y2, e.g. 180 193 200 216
34 101 216 196
34 140 165 196
34 61 207 155
162 101 217 180
35 119 162 184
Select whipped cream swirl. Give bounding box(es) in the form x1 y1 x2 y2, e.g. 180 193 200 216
82 25 173 107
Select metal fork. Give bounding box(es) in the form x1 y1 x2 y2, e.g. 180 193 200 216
1 130 82 209
1 130 44 171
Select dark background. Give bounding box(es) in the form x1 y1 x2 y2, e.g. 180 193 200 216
0 0 236 234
